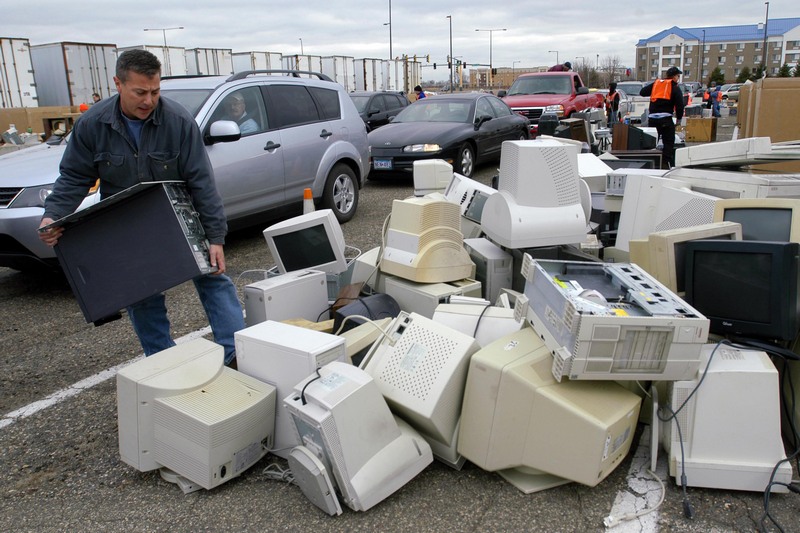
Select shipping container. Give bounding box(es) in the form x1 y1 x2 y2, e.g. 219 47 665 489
281 55 323 78
185 48 233 76
321 56 355 92
118 45 187 77
0 37 38 108
30 41 116 107
232 51 283 73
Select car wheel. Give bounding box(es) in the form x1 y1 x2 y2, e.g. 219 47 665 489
322 163 359 223
456 143 475 177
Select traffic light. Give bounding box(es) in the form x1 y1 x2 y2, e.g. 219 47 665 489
491 68 497 75
448 62 452 69
414 54 417 62
426 54 430 63
433 63 437 69
626 68 631 76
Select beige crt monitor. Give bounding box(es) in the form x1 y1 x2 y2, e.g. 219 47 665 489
629 221 743 295
457 327 642 493
712 198 800 243
380 197 474 283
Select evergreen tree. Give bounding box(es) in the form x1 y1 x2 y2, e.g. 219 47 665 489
752 64 766 80
736 66 752 83
793 64 800 77
778 63 792 77
709 67 725 86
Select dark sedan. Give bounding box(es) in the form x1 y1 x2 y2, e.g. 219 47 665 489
368 92 530 178
349 90 409 131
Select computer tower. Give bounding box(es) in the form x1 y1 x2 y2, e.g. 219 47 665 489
243 269 329 327
50 181 215 325
383 275 482 318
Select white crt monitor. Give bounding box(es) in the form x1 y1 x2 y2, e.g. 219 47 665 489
284 361 433 512
362 311 481 467
458 327 642 493
481 139 587 249
379 197 474 283
660 344 792 492
432 302 523 348
263 209 347 275
615 174 718 252
116 338 277 490
413 159 453 197
712 197 800 242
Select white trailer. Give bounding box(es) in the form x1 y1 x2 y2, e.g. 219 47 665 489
0 37 38 108
232 51 283 73
321 56 355 91
118 45 187 77
30 41 116 107
281 55 323 77
185 48 233 76
354 58 386 91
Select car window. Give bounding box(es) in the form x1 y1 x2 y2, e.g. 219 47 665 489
267 85 320 128
487 96 512 117
391 95 407 108
309 87 341 120
382 95 400 111
349 95 369 113
160 89 215 116
209 87 268 135
476 97 496 118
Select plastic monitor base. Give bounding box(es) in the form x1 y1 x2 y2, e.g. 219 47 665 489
497 467 572 494
288 446 343 516
159 468 202 494
427 420 466 470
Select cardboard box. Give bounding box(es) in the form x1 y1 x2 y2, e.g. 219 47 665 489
685 117 717 143
737 78 800 142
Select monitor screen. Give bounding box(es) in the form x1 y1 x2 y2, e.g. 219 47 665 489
721 207 792 241
272 225 336 272
685 240 800 341
712 198 800 245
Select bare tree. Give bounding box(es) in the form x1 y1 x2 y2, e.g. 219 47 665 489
600 55 624 86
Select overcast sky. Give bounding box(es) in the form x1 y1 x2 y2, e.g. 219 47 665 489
2 1 790 81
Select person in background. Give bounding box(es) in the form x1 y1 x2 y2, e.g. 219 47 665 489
92 93 101 104
223 92 259 134
640 66 684 169
37 49 245 367
709 83 722 118
548 61 572 72
605 82 621 126
414 85 426 100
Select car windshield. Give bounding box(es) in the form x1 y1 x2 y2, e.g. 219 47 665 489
393 99 473 123
160 89 215 117
506 76 572 96
349 95 370 113
616 82 644 95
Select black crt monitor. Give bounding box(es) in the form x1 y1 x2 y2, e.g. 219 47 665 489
684 240 800 341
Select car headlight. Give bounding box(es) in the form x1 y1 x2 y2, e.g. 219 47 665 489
545 105 565 116
403 144 441 153
8 184 55 208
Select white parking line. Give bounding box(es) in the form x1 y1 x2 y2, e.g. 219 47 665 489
0 326 212 430
604 425 665 532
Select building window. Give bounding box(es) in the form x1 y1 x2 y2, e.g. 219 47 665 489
734 68 740 77
773 54 781 62
736 56 744 63
686 45 694 52
684 69 692 78
718 56 726 64
703 57 709 65
704 45 710 52
736 43 745 51
719 44 726 51
686 57 693 65
756 43 762 51
772 67 779 75
755 54 763 63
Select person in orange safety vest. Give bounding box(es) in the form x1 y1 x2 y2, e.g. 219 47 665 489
639 66 684 169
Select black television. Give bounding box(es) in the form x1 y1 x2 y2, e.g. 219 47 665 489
684 240 800 341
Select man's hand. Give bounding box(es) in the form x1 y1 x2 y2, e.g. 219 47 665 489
208 244 226 275
38 218 64 246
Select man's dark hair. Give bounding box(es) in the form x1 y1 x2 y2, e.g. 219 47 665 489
116 49 162 81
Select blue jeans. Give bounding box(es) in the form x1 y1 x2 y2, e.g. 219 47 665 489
127 273 244 365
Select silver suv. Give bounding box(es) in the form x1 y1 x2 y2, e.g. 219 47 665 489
0 70 370 270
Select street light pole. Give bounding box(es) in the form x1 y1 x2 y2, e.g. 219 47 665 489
143 27 184 76
388 0 393 60
762 1 770 73
447 15 453 93
512 60 520 78
548 50 558 65
700 29 705 83
475 28 506 89
299 38 304 55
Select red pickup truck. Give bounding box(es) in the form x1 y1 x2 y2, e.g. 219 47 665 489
499 72 605 134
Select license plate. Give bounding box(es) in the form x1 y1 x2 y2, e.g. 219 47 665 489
374 158 393 170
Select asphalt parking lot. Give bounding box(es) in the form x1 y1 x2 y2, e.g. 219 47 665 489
1 117 798 532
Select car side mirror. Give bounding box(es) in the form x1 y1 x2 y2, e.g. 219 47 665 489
206 120 242 144
577 86 589 95
474 115 492 129
367 108 380 117
497 90 507 98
